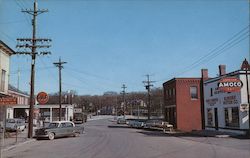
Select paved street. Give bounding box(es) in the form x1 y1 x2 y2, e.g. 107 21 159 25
3 118 250 158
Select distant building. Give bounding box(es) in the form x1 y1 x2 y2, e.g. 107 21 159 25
163 78 202 132
7 84 29 119
0 40 14 96
203 60 249 134
0 40 14 123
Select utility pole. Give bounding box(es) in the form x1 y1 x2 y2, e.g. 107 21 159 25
53 58 67 121
14 1 51 138
121 84 127 117
143 74 155 120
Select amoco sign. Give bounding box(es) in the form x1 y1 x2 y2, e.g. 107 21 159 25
218 77 243 92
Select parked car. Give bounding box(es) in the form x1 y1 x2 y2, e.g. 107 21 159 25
5 118 26 132
35 121 84 140
127 119 146 128
117 117 126 124
143 119 163 129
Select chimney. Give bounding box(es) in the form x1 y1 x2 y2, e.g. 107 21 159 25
201 69 208 81
219 65 226 76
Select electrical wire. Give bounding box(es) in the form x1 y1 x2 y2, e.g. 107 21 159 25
156 25 250 81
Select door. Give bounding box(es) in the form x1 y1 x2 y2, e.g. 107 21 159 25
214 108 218 130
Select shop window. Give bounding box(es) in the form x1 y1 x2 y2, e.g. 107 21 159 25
225 107 239 127
190 86 198 99
207 108 213 126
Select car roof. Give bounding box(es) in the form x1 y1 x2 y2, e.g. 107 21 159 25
50 121 73 123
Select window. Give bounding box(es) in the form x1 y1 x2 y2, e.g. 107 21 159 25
210 88 213 96
169 89 172 97
1 69 6 92
61 123 67 128
66 122 73 127
190 86 198 99
225 107 239 127
48 123 59 128
173 88 175 96
207 108 213 126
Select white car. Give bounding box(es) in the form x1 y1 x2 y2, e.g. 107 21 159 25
5 118 26 132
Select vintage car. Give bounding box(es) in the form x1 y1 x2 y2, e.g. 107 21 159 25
5 118 26 132
35 121 84 140
127 119 146 128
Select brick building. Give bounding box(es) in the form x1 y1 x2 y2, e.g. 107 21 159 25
163 78 202 132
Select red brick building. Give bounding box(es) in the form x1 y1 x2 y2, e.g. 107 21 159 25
163 78 202 132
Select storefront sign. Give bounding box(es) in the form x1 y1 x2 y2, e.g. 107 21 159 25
206 98 218 106
0 97 17 105
37 92 49 105
218 77 243 92
223 96 238 105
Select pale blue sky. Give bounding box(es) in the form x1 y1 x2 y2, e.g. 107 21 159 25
0 0 249 95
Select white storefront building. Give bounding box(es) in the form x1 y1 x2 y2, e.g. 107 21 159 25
203 60 249 134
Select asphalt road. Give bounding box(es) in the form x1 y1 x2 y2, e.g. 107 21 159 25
3 118 250 158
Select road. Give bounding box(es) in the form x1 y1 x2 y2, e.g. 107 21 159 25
3 118 250 158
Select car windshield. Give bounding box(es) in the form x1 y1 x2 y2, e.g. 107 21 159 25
6 119 15 123
48 123 59 128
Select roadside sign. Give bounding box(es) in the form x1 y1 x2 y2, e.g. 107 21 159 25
0 97 17 105
218 77 243 92
37 92 49 105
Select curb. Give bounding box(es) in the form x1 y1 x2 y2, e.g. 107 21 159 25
3 139 36 151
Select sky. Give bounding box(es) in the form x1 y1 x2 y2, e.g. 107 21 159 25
0 0 249 95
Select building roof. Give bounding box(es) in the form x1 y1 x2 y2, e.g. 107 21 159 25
163 77 201 85
0 40 15 55
8 84 29 96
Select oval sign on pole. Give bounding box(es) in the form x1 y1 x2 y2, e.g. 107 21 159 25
37 92 49 105
218 77 243 92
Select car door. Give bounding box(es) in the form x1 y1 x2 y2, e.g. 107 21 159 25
58 123 68 137
65 122 74 136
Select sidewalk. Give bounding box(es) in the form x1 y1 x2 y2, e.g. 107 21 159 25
1 128 35 151
189 130 249 138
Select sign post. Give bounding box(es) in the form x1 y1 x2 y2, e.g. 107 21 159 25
0 97 17 158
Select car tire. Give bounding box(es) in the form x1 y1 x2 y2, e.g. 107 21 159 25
48 132 55 140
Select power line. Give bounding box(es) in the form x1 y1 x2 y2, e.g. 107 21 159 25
10 66 54 74
14 0 32 26
174 32 249 77
157 25 249 81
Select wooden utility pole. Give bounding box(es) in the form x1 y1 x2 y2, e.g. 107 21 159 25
121 84 127 116
143 75 155 120
53 58 67 121
15 1 51 138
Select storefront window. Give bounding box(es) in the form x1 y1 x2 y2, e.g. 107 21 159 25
207 108 213 126
225 107 239 127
